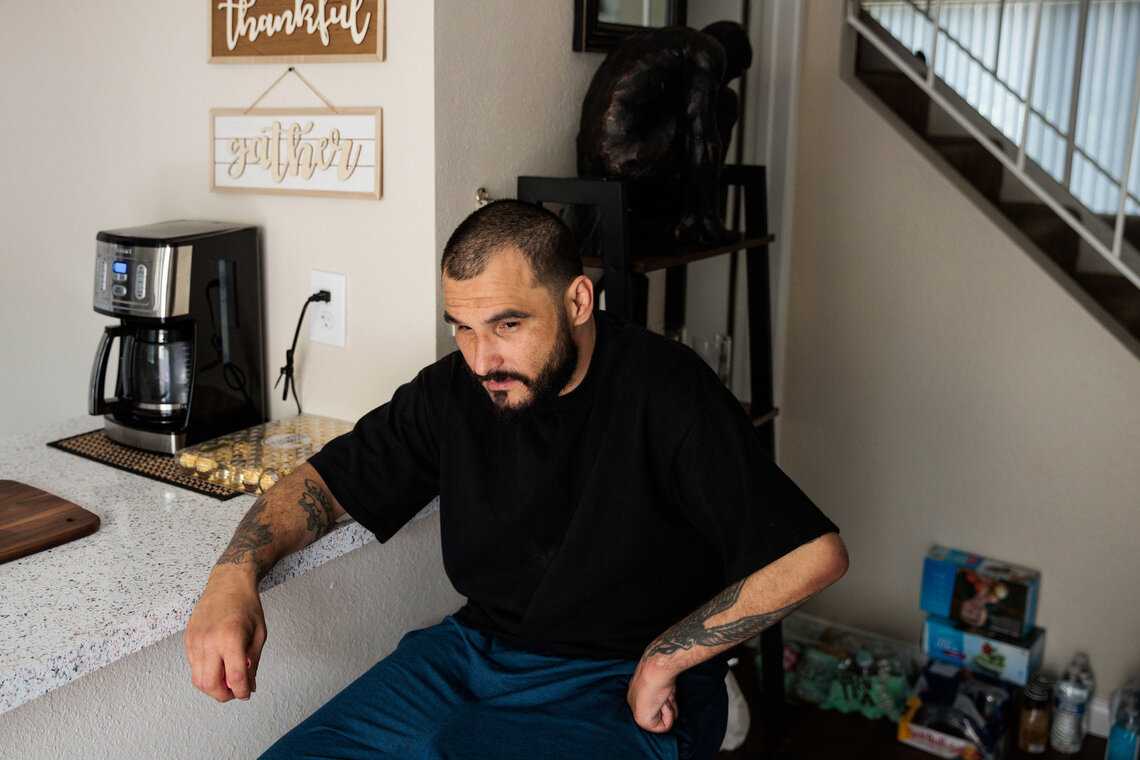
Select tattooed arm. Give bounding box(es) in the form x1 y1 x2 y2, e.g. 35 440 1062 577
185 463 345 702
627 531 848 733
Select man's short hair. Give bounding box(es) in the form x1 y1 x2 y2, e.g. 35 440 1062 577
442 200 583 294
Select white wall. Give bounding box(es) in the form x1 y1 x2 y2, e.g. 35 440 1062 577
785 0 1140 694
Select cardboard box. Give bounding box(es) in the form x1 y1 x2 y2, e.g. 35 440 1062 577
919 546 1040 638
921 615 1045 686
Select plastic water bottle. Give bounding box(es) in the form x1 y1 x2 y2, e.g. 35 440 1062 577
1052 652 1095 753
1106 683 1140 760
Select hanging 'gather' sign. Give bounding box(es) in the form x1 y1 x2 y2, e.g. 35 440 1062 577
211 108 382 199
210 0 385 62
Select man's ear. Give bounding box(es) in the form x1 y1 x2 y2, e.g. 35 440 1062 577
564 275 594 327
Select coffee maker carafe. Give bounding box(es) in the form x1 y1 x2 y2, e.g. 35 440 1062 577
90 221 266 454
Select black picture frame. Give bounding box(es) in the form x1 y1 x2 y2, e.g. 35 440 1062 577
573 0 688 53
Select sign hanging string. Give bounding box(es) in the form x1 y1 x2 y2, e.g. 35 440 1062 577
245 67 339 114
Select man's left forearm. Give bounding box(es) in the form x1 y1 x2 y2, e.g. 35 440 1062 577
642 576 808 662
627 531 848 733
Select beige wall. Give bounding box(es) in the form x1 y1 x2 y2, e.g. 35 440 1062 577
785 0 1140 694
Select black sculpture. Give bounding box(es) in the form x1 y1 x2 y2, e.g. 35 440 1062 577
577 21 753 245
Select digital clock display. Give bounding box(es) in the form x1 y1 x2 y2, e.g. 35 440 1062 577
112 261 128 274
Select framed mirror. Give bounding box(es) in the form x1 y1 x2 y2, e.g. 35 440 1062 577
573 0 688 53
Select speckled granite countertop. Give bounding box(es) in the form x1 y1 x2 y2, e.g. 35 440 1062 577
0 418 430 715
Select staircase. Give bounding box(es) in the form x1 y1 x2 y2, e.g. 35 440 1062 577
849 5 1140 351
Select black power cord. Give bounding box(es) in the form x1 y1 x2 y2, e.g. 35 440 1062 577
275 289 332 414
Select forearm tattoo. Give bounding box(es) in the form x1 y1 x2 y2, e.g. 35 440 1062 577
215 479 335 576
297 478 336 539
217 495 274 575
644 579 814 659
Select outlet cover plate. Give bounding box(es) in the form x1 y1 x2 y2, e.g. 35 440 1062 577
309 270 346 347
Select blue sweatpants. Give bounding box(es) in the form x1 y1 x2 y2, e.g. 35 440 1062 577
259 617 728 759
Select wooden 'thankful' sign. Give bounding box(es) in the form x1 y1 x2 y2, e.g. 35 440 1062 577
210 0 385 63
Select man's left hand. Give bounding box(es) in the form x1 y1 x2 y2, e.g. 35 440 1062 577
627 661 679 733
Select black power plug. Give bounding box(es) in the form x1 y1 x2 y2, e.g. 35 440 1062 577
275 289 334 414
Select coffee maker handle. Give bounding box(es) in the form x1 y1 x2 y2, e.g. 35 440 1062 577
89 324 130 415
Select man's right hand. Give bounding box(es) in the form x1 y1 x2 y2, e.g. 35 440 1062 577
185 565 267 702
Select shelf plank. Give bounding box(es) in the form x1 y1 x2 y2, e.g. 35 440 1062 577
582 232 775 273
742 404 779 427
720 657 1110 760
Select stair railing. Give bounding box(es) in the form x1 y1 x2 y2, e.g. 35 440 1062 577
846 0 1140 291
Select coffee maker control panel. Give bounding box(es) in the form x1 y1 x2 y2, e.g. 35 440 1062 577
94 241 192 319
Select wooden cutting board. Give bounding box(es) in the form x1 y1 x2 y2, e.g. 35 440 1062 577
0 480 100 564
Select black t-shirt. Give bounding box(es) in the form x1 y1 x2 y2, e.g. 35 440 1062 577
309 310 837 660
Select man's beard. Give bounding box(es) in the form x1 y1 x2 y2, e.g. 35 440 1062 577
467 317 579 422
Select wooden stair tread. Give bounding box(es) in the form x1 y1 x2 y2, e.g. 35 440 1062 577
855 70 931 135
998 202 1081 272
1077 273 1140 328
929 137 1004 200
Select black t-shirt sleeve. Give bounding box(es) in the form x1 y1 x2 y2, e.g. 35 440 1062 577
666 376 838 584
307 366 444 542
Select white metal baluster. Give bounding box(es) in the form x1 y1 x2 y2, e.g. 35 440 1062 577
1017 0 1046 170
927 0 944 85
1112 45 1140 260
993 0 1007 75
1063 0 1092 189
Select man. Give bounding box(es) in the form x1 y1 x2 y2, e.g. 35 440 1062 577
185 200 847 759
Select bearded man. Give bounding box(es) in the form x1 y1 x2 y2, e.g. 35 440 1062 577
185 200 847 760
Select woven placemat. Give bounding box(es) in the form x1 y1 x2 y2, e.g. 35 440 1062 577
47 429 241 500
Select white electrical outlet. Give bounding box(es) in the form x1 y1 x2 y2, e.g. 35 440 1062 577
309 270 347 347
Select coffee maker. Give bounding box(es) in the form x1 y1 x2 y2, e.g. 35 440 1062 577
90 220 267 454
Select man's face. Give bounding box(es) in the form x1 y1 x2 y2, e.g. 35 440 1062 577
443 247 578 415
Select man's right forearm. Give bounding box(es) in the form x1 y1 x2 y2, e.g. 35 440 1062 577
214 461 345 580
187 462 346 702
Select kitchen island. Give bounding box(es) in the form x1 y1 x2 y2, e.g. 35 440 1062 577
0 418 459 759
